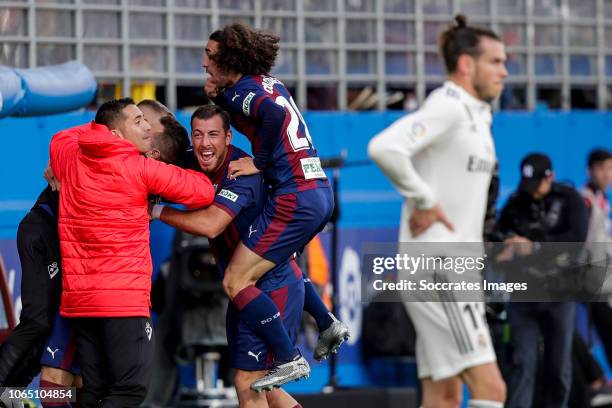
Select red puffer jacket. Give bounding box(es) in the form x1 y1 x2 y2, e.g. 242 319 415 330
50 122 214 318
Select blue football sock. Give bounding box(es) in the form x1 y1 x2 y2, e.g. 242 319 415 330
303 272 334 332
233 285 297 362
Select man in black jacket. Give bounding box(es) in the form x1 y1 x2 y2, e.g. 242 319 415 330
496 153 588 408
0 186 61 388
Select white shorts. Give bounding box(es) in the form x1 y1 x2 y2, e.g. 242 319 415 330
405 300 497 381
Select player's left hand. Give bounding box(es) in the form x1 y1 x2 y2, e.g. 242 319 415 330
228 157 260 179
496 235 534 261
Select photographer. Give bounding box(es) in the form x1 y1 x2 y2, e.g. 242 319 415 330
495 153 588 408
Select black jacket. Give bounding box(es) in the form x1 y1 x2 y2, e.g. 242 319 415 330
496 182 588 243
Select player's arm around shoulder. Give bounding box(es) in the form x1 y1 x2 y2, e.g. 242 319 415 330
141 157 215 209
153 172 261 238
156 204 233 239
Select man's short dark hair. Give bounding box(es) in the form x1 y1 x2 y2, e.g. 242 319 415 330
154 116 190 165
209 23 279 75
95 98 136 129
588 148 612 169
137 99 172 117
439 15 501 74
190 105 231 132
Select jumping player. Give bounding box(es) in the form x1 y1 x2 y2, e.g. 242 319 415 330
202 23 349 390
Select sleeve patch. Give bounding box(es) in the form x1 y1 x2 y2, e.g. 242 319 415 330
218 188 239 202
243 92 256 116
408 122 427 142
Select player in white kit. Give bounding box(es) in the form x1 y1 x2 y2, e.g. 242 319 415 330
368 15 507 408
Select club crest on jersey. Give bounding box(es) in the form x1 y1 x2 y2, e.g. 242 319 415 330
48 261 59 279
300 157 327 180
242 92 256 116
218 189 239 202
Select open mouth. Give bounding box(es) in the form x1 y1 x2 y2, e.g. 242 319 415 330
199 150 214 165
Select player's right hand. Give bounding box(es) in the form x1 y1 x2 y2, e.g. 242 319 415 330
496 235 533 261
409 204 454 237
44 162 61 191
204 77 220 98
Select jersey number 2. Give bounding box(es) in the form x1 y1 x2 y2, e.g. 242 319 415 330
275 95 313 152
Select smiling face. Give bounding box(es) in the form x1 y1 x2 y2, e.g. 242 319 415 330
191 114 232 175
114 104 152 153
203 39 235 91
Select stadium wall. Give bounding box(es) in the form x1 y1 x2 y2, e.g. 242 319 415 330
0 110 611 390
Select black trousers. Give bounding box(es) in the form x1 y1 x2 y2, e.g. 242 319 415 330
569 332 604 408
590 302 612 367
73 316 154 408
507 302 575 408
0 206 62 386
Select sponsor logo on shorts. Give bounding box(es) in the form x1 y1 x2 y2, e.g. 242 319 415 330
145 322 153 341
218 189 239 202
248 351 262 362
243 92 256 116
48 261 59 279
260 312 280 325
47 347 59 359
300 157 327 180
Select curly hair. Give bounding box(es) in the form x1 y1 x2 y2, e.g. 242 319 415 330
209 23 280 75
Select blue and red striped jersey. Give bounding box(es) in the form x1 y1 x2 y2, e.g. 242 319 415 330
215 74 329 195
187 145 299 290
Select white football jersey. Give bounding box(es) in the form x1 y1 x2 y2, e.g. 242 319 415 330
369 81 496 242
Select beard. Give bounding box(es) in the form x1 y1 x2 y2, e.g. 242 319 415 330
473 71 502 102
211 72 234 92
